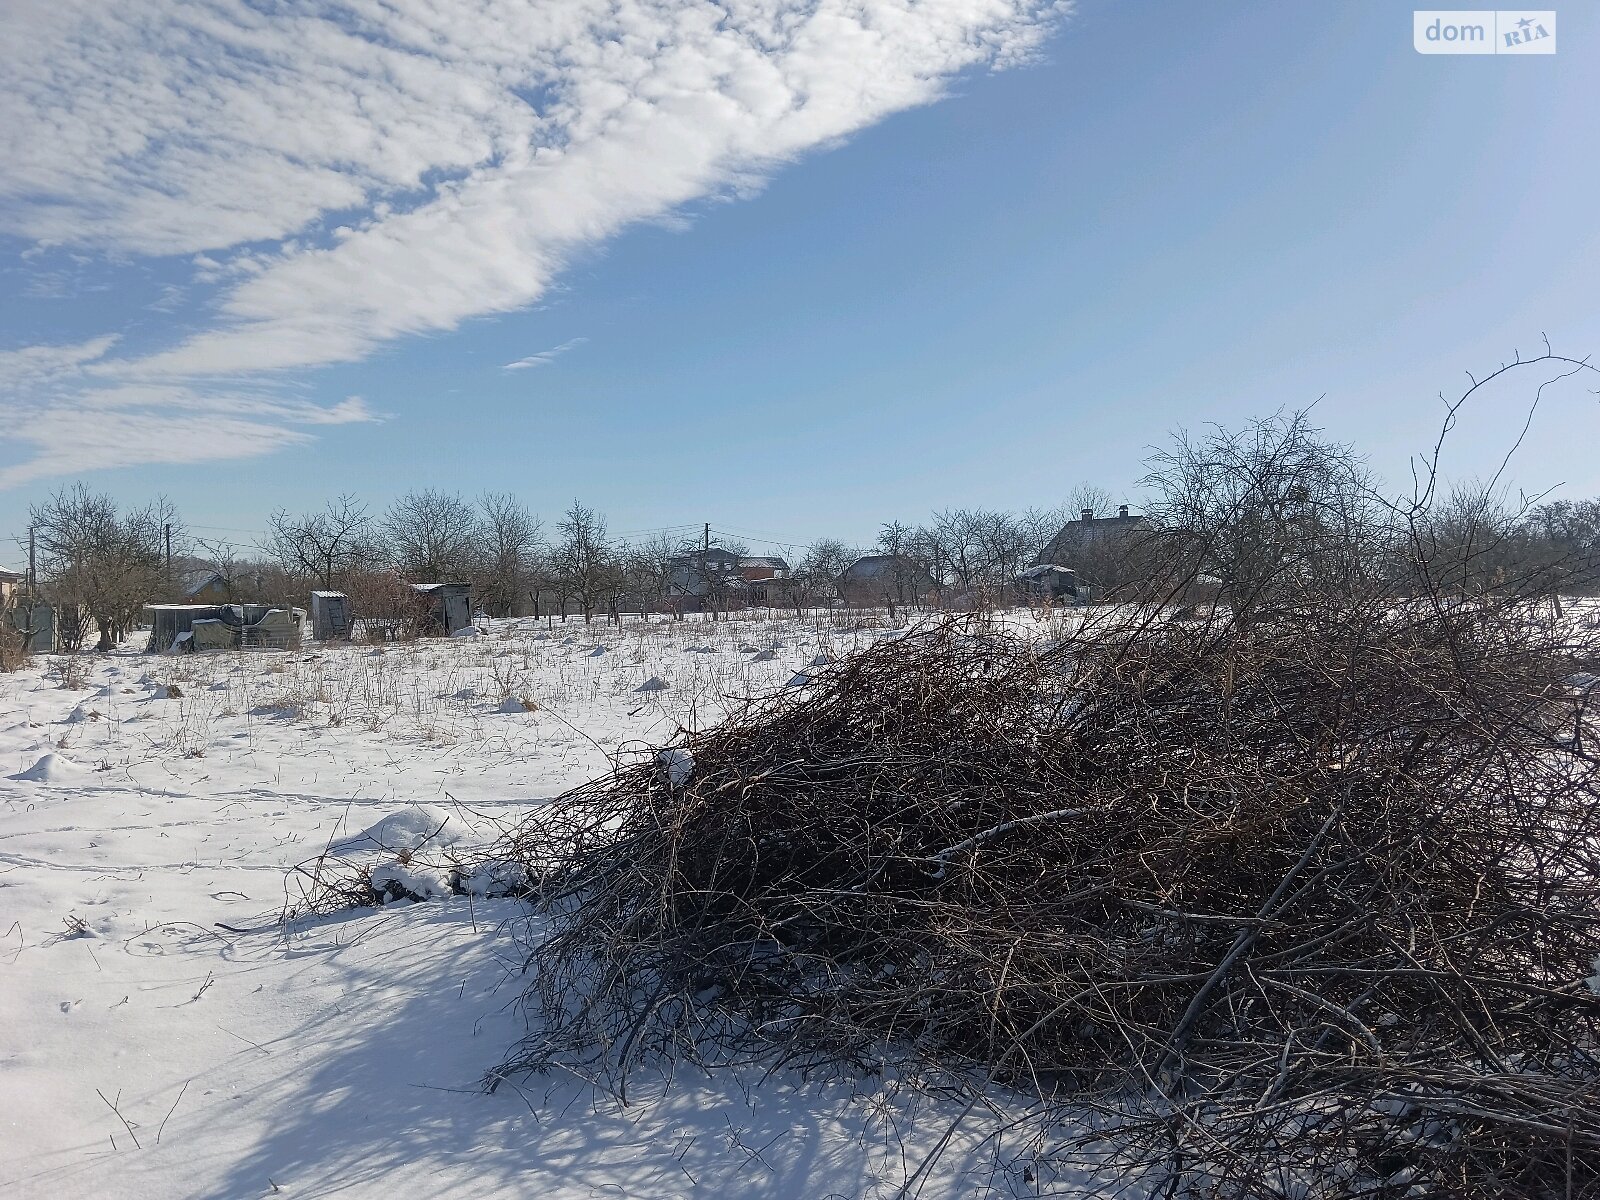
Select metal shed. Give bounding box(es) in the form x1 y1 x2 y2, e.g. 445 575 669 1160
145 603 307 652
410 583 473 635
310 591 352 641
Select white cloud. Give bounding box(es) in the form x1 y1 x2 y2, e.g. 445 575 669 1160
504 337 588 370
0 409 316 491
0 337 378 488
0 335 120 388
0 0 1066 483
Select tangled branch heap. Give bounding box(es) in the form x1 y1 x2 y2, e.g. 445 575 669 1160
492 594 1600 1197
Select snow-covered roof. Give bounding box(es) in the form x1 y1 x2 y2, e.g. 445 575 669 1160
176 568 225 597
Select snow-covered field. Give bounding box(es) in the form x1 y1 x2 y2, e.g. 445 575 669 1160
0 611 1089 1199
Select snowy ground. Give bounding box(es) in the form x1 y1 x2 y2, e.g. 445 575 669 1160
0 610 1098 1199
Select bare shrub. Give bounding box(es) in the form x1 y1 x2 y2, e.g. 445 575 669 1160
0 618 27 673
481 392 1600 1197
489 601 1600 1195
343 570 433 642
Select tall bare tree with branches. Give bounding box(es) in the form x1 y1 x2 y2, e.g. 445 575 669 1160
30 484 180 650
475 491 543 617
554 500 617 624
382 488 482 583
265 495 377 592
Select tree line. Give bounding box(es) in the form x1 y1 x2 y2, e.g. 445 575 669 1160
8 410 1600 653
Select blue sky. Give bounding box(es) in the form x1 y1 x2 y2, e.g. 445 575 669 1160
2 1 1597 568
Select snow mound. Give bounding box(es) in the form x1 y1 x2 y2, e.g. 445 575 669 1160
749 649 777 661
635 676 670 693
496 696 534 713
786 672 811 688
586 645 607 657
684 645 717 654
63 703 103 724
10 753 87 782
328 806 459 857
656 747 694 787
451 625 483 638
809 653 834 667
370 861 453 903
457 859 530 897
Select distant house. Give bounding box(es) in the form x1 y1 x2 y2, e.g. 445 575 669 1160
1035 506 1155 593
1035 506 1152 566
738 555 790 582
838 554 939 607
174 568 232 605
0 568 21 609
738 556 798 605
667 547 746 598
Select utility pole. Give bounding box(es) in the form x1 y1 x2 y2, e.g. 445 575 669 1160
703 522 715 621
27 524 36 593
164 523 172 575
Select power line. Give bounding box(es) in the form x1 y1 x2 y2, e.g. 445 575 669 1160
710 526 814 554
609 523 700 538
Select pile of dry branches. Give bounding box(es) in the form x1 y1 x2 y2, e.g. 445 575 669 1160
489 590 1600 1196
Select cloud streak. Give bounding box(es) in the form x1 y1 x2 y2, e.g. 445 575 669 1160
504 338 588 370
0 0 1066 484
0 338 378 489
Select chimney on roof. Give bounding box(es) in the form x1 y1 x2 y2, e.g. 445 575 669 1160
1118 504 1129 518
1081 508 1094 522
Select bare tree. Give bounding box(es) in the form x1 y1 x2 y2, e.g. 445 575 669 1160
382 489 481 583
476 492 543 617
554 500 617 624
797 538 853 606
623 533 682 615
1016 505 1066 564
1522 495 1600 599
265 495 376 591
342 568 433 642
875 521 938 607
1064 483 1116 523
30 484 177 650
1142 411 1380 621
927 509 981 591
1406 481 1521 601
970 509 1032 592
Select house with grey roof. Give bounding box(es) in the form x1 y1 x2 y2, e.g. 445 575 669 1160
838 554 939 606
1035 505 1152 567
